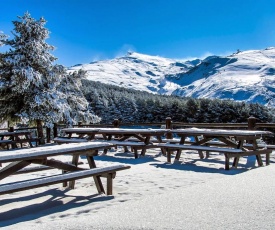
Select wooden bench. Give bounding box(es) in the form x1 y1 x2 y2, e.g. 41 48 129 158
0 164 130 196
108 140 159 158
157 143 272 170
14 137 40 147
53 137 88 144
0 139 13 150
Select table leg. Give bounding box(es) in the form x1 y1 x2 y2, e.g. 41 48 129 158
266 153 270 165
175 149 182 162
232 139 243 168
0 161 32 180
224 154 230 170
255 155 263 166
167 149 172 163
68 155 80 189
106 173 115 195
175 135 186 161
140 136 151 156
86 154 105 194
232 157 239 168
195 136 204 159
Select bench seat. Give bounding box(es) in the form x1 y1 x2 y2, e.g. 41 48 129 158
108 140 159 158
53 137 88 144
157 143 272 170
0 164 130 196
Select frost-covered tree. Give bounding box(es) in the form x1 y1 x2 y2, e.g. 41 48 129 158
0 12 100 142
0 31 8 46
59 69 100 124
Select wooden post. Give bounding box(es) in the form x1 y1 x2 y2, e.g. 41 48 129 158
113 119 120 128
8 126 16 148
36 120 45 145
248 116 258 130
53 123 58 138
46 127 51 143
166 117 173 139
8 126 14 132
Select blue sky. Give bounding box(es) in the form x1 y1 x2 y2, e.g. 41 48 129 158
1 0 275 67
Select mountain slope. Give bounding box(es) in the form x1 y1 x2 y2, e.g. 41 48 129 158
69 52 200 94
69 48 275 106
173 48 275 106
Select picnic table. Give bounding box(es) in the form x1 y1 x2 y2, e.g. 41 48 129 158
158 128 274 170
0 142 130 195
0 130 38 149
60 127 169 158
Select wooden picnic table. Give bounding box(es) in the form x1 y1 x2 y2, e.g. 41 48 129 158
0 142 130 195
61 127 169 157
0 130 38 149
159 128 274 170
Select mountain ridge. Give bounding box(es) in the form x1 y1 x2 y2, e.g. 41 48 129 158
69 47 275 106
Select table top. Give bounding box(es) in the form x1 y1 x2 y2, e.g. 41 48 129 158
0 142 115 163
62 127 169 135
171 128 274 137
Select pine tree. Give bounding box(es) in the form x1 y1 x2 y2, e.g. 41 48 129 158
59 69 101 125
0 31 8 46
0 12 100 143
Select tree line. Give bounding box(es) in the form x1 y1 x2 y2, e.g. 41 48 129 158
82 80 275 124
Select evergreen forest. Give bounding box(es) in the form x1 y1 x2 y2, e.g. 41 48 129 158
82 80 275 124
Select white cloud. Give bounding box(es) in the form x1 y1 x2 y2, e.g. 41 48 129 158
115 44 136 58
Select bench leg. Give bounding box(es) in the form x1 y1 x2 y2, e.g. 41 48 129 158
106 173 116 195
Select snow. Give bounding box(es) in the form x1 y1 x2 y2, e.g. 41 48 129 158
69 48 275 106
174 127 274 136
69 51 197 95
0 145 275 229
0 142 114 163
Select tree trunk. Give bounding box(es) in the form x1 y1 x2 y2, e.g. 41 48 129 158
36 119 45 145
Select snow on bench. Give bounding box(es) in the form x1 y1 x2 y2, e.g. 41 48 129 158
53 137 88 144
0 164 131 195
0 142 115 164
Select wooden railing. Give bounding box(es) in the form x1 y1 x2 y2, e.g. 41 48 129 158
2 116 275 144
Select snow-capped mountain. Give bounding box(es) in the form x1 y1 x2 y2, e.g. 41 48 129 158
69 48 275 106
70 52 200 95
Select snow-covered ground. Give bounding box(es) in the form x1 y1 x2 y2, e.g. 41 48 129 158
69 48 275 106
1 146 275 229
